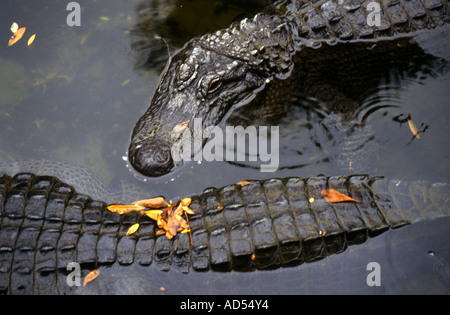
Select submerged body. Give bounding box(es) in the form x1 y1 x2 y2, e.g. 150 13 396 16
1 172 448 294
128 0 450 177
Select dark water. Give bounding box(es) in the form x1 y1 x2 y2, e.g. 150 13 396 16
0 0 449 294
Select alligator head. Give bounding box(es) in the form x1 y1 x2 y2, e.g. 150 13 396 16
128 14 295 177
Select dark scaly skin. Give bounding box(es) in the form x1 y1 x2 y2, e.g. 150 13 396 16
0 173 448 294
128 0 450 177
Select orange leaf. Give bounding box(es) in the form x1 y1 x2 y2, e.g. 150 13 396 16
83 269 100 287
155 229 166 236
126 223 140 236
165 231 174 239
236 180 253 186
27 34 36 46
132 197 168 208
107 204 146 214
321 189 358 203
8 27 26 46
171 120 190 133
406 116 420 139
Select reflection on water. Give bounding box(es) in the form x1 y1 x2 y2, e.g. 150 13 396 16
0 0 449 294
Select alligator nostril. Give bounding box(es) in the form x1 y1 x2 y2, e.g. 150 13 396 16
129 141 174 177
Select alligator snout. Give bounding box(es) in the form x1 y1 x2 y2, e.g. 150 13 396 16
129 140 174 177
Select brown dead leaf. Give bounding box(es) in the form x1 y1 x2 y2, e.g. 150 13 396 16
83 269 100 287
321 189 358 203
9 27 26 46
107 204 146 214
132 196 168 208
406 116 420 139
171 120 190 133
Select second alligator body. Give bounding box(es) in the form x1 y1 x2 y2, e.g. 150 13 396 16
1 172 448 294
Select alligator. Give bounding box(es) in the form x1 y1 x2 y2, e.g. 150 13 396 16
1 172 448 294
128 0 450 177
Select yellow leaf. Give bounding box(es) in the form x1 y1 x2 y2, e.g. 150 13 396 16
107 204 146 214
181 198 191 206
179 228 191 234
126 223 140 236
121 78 130 86
99 16 110 21
182 206 194 215
406 116 420 139
27 34 36 46
8 27 26 46
143 209 163 221
10 22 19 33
171 120 190 133
83 269 100 287
321 189 358 203
132 197 168 209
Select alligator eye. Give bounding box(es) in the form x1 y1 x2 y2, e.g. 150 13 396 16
207 78 222 94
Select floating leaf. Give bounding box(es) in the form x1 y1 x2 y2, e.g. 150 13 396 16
236 180 253 186
171 120 190 133
107 204 145 214
27 34 36 46
321 189 358 203
133 196 168 209
99 16 110 21
83 270 100 287
8 27 26 46
126 223 140 236
10 22 19 33
406 116 420 139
